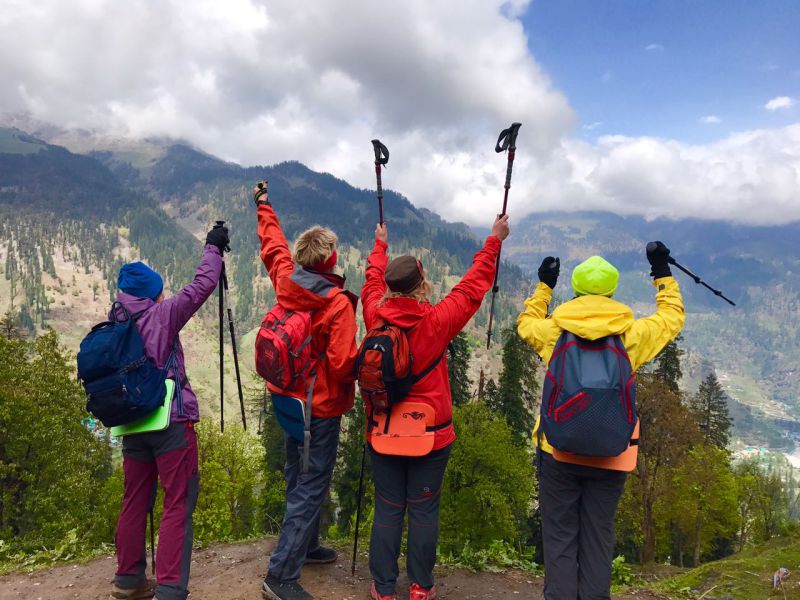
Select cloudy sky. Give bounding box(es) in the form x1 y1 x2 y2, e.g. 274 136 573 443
1 0 799 225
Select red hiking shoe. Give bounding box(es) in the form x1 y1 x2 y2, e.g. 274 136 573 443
409 583 436 600
370 581 396 600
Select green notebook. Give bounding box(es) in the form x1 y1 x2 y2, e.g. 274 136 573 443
110 379 175 437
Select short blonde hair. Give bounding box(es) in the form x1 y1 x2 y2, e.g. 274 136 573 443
293 226 337 267
381 279 432 304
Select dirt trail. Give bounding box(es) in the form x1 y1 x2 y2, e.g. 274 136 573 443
0 538 669 599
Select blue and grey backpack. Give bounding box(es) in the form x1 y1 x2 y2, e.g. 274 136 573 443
77 302 176 427
540 331 636 457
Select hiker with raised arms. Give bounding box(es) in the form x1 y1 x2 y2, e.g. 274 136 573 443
517 243 685 600
107 223 229 600
357 214 510 600
253 183 359 600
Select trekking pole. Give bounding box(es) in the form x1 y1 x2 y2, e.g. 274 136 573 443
486 122 522 348
351 443 367 576
371 139 390 225
149 509 156 577
648 244 736 306
216 221 248 430
218 256 225 433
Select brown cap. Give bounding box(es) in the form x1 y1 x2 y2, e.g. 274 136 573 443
385 255 424 294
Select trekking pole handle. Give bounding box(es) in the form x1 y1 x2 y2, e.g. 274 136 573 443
372 139 389 225
372 139 389 165
495 122 522 153
214 220 231 253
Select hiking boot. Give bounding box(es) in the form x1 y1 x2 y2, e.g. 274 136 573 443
262 573 314 600
109 578 156 599
305 545 337 564
370 581 396 600
409 583 436 600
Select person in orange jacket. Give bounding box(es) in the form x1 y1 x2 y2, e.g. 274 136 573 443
361 215 510 600
254 185 359 600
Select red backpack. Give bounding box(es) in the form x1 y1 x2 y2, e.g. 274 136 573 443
255 305 314 388
355 322 442 411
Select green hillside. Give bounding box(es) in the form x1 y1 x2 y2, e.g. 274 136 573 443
654 537 800 599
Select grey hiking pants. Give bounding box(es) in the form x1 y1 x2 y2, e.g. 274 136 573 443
369 444 452 596
268 415 341 582
538 452 627 600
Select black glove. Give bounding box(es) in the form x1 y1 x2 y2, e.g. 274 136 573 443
538 256 560 289
206 223 230 253
646 241 671 279
253 181 270 206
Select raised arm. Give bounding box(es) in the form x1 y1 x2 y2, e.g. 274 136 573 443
623 241 686 370
517 257 562 360
361 224 389 330
160 240 224 333
255 184 294 290
430 215 509 341
624 276 685 371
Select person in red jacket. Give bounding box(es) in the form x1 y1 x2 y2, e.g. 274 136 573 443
254 185 359 600
361 215 510 600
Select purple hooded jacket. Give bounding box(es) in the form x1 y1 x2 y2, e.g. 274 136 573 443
111 245 223 423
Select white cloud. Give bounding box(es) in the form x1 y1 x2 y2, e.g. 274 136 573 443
583 121 603 131
0 1 799 226
699 115 721 124
765 96 795 111
644 43 664 52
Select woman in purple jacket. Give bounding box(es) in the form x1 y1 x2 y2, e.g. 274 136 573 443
110 224 228 600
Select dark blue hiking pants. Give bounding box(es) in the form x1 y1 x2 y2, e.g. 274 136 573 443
369 444 452 596
268 415 341 582
538 452 627 600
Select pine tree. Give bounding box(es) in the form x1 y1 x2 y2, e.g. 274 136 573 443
491 327 538 446
654 335 684 392
447 331 473 407
691 372 733 450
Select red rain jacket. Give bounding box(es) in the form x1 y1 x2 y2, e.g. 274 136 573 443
361 235 501 450
257 204 359 418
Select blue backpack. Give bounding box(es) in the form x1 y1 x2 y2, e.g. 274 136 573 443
540 331 636 457
77 302 177 427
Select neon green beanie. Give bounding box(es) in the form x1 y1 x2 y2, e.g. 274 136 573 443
571 256 619 297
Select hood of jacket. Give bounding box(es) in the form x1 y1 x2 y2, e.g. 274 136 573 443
374 296 431 329
112 293 156 319
275 266 355 311
551 295 635 341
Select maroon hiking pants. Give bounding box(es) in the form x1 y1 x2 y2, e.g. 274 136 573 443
115 421 199 600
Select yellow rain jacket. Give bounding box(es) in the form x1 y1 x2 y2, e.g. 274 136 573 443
517 276 685 470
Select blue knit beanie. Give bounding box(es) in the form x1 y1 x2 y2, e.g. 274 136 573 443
118 262 163 300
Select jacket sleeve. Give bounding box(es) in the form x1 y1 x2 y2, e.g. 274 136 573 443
324 295 359 383
430 236 501 342
360 239 389 330
160 245 223 334
517 282 561 361
257 203 294 292
623 276 686 371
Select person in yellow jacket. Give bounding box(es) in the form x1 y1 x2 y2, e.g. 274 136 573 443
517 241 684 600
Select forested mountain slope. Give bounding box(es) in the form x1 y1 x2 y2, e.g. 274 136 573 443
2 123 799 448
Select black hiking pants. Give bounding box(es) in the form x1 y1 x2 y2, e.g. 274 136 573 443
369 444 452 596
538 452 627 600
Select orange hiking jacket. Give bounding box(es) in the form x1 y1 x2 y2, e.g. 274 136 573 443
361 236 501 451
257 204 359 418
